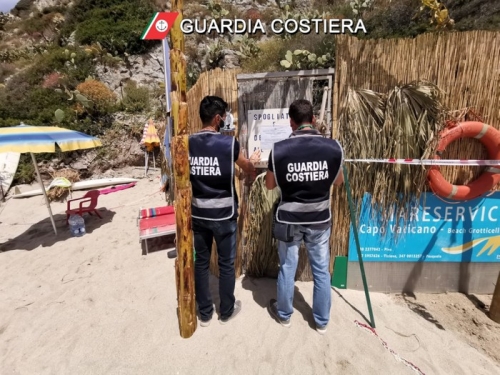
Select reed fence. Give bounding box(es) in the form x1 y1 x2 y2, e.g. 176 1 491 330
186 68 243 276
187 68 240 134
332 31 500 257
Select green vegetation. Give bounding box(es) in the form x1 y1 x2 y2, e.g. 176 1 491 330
12 0 36 13
119 80 151 114
357 0 500 39
13 155 35 185
447 0 500 31
0 46 95 127
241 0 499 73
280 49 335 70
360 0 435 39
76 79 117 114
238 4 341 73
11 8 66 46
0 63 15 83
61 0 158 56
206 0 230 19
239 38 284 73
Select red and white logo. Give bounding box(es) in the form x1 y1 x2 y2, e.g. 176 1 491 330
141 12 179 40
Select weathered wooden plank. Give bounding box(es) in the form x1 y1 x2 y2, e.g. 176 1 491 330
170 0 196 338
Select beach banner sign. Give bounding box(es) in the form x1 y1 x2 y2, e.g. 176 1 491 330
348 192 500 263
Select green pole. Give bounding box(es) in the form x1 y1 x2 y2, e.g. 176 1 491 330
343 164 376 328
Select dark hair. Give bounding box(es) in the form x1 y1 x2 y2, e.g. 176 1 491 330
289 99 313 125
199 95 228 125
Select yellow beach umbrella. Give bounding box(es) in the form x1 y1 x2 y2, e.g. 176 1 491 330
0 124 102 235
141 119 160 152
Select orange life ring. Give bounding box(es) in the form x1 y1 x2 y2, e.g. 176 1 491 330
427 121 500 200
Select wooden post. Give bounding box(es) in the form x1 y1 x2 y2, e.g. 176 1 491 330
490 271 500 323
170 0 197 338
237 93 250 278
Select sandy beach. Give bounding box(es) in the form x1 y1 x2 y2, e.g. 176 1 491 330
1 169 499 375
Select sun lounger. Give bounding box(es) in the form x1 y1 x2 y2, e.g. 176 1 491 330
137 205 176 255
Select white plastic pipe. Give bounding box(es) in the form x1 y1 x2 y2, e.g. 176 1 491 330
31 152 57 235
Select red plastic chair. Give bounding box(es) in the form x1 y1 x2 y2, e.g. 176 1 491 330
66 190 102 224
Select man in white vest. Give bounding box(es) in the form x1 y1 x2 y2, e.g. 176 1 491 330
265 99 344 334
189 95 257 327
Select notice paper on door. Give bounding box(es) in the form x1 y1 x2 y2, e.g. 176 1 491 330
260 126 292 151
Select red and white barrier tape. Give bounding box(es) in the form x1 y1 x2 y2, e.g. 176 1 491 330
344 159 500 166
354 320 426 375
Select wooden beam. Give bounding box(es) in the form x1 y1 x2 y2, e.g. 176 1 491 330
170 0 196 338
236 68 335 81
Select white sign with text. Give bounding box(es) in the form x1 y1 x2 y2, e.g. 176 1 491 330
247 108 291 166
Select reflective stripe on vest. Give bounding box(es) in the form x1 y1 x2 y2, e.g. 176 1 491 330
189 132 235 220
192 196 234 209
279 200 330 212
272 130 343 225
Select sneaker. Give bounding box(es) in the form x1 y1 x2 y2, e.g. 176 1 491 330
219 300 242 325
200 318 211 327
197 304 214 327
316 324 328 335
268 299 291 328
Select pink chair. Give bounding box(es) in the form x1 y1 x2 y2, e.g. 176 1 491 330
66 190 102 224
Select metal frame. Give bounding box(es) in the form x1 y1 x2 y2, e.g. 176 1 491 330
235 68 336 275
237 69 335 168
236 69 335 141
141 232 176 255
237 68 335 81
137 207 177 255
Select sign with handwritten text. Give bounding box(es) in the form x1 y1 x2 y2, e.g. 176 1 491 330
247 109 291 163
260 125 292 150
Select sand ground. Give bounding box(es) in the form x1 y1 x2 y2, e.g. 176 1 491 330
1 169 499 375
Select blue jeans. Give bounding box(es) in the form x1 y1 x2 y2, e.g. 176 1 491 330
276 225 332 327
193 218 237 321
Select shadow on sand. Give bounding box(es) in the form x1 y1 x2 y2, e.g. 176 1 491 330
0 207 116 252
241 275 317 328
401 293 445 330
139 234 176 256
331 288 372 326
465 294 490 317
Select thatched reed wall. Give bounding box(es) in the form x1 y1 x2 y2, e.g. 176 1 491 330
185 68 243 277
159 68 246 202
187 68 240 134
332 31 500 258
334 31 500 134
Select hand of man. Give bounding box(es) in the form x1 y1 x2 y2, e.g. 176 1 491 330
246 150 261 183
249 149 261 164
236 149 260 184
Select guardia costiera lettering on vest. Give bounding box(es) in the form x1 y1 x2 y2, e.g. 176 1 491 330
188 132 236 221
286 161 329 182
189 156 222 176
272 131 343 225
